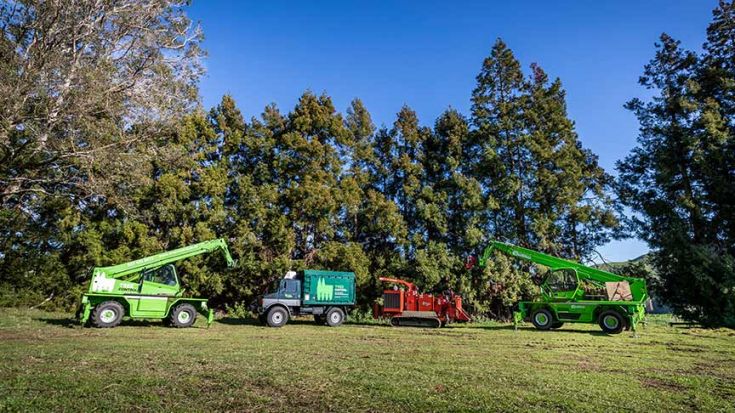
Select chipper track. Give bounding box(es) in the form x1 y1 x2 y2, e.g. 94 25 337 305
389 311 442 328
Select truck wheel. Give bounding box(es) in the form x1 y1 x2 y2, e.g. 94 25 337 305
325 308 345 327
531 309 554 330
314 314 326 325
91 301 124 328
551 321 564 329
169 303 197 328
598 310 624 334
267 307 288 328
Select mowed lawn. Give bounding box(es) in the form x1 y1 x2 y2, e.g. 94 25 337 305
1 309 734 412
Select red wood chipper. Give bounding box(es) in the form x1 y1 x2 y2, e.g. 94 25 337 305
372 277 471 327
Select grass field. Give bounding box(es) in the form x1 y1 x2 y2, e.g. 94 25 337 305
1 308 734 412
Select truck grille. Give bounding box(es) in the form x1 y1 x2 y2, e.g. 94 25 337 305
383 292 401 310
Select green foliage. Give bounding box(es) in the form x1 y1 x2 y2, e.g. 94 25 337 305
0 55 620 318
617 1 735 327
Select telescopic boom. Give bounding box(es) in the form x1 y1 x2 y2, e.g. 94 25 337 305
92 238 235 279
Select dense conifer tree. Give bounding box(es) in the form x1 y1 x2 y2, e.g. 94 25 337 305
618 1 735 326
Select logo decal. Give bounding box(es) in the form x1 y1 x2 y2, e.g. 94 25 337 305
316 277 334 301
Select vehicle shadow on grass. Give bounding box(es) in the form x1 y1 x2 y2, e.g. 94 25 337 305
216 317 261 326
216 317 389 328
465 324 614 336
462 324 517 331
36 317 194 329
348 322 392 327
37 317 78 328
216 317 330 326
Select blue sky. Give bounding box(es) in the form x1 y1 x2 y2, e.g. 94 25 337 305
187 1 716 262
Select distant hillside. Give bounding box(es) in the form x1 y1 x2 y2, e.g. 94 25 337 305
593 253 653 274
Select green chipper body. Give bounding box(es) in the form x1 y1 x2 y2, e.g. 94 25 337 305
471 241 649 334
77 239 234 328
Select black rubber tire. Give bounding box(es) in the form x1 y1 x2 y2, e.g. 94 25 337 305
314 314 326 325
266 306 288 328
325 307 345 327
551 321 564 329
169 303 197 328
91 301 124 328
598 310 625 334
531 309 554 330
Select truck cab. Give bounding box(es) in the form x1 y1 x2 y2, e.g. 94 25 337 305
258 270 356 328
139 264 181 296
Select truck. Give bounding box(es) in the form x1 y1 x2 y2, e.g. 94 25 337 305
257 270 356 327
77 239 235 328
467 240 649 333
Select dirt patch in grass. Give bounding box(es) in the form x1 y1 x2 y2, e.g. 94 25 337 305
576 360 602 372
640 378 686 392
667 343 706 353
691 361 735 380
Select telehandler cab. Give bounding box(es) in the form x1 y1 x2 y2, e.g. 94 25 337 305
467 241 649 334
77 239 234 328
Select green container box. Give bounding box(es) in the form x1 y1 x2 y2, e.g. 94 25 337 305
301 270 355 305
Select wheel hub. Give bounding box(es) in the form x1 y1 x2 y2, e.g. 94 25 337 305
330 312 341 323
535 313 548 325
178 311 190 323
604 315 619 329
100 309 116 323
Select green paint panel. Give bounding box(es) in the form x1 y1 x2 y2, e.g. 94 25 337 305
302 270 355 305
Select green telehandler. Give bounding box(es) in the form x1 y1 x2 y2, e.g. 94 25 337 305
77 239 235 328
467 240 649 334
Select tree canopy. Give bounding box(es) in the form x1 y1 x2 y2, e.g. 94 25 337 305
617 1 735 327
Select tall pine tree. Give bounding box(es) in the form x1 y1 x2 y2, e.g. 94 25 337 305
619 2 735 327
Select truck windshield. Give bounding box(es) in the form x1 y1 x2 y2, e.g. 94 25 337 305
546 269 577 292
142 265 177 286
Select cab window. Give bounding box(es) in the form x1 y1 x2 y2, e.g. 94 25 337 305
546 269 577 292
280 279 300 298
284 280 299 293
142 265 177 286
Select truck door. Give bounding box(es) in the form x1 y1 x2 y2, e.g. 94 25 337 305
137 264 179 313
